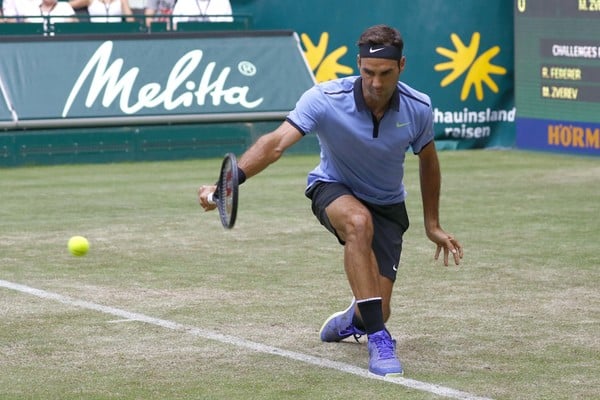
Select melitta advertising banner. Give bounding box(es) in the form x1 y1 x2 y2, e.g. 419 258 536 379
0 32 315 128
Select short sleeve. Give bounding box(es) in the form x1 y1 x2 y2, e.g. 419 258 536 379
286 85 325 136
411 102 434 154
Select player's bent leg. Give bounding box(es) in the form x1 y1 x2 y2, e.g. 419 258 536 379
326 196 382 300
312 186 403 375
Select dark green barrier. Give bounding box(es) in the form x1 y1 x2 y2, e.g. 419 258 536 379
0 14 253 36
0 122 319 167
0 23 45 35
51 22 146 35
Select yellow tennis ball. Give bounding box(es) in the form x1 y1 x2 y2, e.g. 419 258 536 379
68 236 89 256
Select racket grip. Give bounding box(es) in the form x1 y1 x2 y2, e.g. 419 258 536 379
207 192 216 205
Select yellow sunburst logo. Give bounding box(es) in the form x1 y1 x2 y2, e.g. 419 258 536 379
301 32 353 82
435 32 507 101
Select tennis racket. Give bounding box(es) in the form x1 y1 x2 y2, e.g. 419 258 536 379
207 153 239 229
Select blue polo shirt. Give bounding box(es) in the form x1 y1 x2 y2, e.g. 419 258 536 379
286 76 434 205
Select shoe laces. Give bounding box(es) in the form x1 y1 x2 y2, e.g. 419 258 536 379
339 325 365 342
370 332 396 359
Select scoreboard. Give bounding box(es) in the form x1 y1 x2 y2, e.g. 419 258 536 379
514 0 600 155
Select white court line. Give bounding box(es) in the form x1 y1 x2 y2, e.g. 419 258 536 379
0 279 492 400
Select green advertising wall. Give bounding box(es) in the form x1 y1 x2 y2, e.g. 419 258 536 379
1 0 516 167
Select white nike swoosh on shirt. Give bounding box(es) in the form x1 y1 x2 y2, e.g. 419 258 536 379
369 47 385 53
396 122 411 128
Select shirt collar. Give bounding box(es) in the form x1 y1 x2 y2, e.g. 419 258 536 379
353 77 400 113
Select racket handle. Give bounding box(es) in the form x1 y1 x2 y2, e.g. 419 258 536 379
207 192 216 205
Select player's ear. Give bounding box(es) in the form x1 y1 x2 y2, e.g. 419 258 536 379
357 55 361 69
398 56 406 73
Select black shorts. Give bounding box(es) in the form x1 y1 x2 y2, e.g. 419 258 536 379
305 181 409 282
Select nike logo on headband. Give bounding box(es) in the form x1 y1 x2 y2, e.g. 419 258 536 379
359 44 403 60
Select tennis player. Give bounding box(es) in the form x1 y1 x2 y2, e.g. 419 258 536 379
198 24 463 376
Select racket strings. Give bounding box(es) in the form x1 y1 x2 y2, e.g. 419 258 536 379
216 155 238 228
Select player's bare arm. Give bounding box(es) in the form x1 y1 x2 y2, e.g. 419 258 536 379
237 121 303 178
418 141 463 266
197 121 303 211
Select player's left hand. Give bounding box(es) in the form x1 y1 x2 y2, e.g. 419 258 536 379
427 227 463 266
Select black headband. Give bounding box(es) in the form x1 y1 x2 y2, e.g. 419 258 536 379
358 44 403 60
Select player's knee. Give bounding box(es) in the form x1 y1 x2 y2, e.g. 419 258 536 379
345 212 373 240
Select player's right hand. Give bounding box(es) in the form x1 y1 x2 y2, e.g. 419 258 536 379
198 184 217 211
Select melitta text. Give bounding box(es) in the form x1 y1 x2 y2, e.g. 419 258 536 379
62 41 263 117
